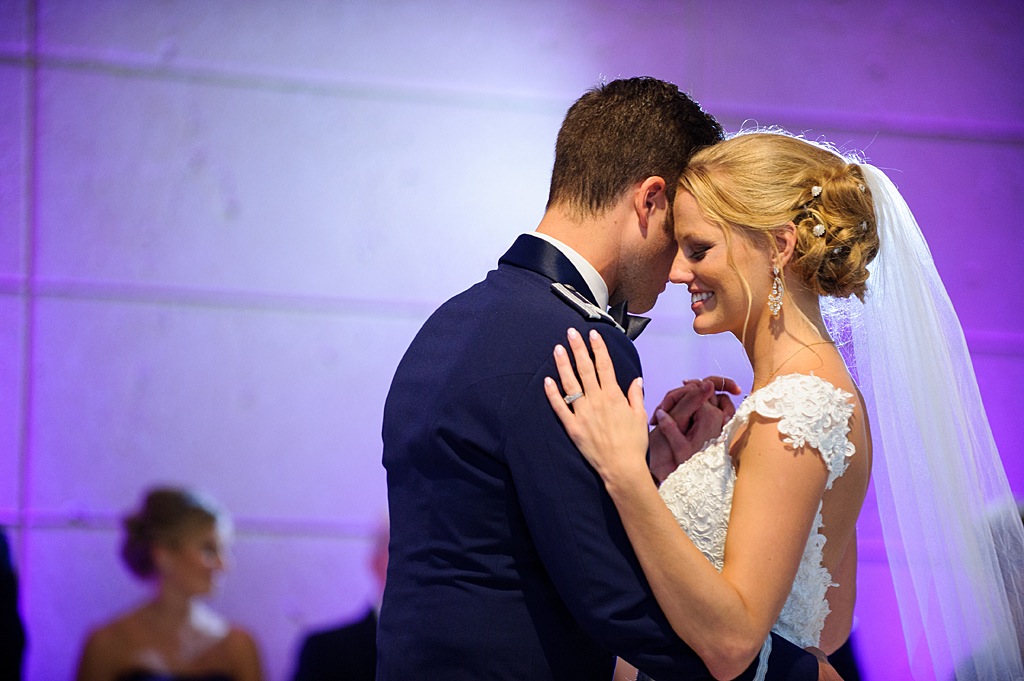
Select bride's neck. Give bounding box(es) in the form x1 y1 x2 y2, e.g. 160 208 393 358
745 291 831 389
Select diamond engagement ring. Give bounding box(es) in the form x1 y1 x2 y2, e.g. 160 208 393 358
563 391 584 405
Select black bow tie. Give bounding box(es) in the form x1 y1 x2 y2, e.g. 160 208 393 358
608 300 651 341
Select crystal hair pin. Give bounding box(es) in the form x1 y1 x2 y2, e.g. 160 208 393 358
811 186 822 197
813 223 826 237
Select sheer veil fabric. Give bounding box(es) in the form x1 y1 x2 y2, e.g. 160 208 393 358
824 164 1024 679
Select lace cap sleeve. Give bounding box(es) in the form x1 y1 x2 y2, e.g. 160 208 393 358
738 374 856 489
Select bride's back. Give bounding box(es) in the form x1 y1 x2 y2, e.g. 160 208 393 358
781 355 871 654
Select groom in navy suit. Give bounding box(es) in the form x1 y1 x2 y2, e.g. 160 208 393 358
379 78 824 680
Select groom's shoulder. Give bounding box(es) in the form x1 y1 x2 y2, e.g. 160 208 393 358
432 264 564 319
427 266 636 354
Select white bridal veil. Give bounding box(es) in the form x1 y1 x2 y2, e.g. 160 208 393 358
824 163 1024 679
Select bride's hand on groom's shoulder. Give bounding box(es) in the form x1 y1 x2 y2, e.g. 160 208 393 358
648 377 740 484
544 328 651 486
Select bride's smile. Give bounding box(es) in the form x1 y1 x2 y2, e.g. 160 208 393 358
671 191 773 339
690 290 714 308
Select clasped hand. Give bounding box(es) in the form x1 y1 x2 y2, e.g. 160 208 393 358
543 328 740 486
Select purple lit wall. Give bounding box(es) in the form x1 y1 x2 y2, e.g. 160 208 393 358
1 2 1021 680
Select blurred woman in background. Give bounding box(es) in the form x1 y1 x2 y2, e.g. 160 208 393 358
75 486 263 681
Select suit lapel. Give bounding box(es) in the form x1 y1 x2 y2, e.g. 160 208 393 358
498 234 597 305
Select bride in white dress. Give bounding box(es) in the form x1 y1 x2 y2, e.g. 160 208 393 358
544 132 1024 681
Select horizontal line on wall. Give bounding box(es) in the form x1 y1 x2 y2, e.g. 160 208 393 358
709 101 1024 145
24 278 1024 357
966 330 1024 356
644 312 1024 358
0 51 568 116
2 51 1022 144
3 509 382 540
33 277 439 321
6 508 892 563
0 275 25 295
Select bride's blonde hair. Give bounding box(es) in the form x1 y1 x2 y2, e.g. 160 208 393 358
679 130 880 302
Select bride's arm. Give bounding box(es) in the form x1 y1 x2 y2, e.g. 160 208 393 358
544 328 829 681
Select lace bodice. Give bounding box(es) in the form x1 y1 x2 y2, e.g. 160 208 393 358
657 373 856 653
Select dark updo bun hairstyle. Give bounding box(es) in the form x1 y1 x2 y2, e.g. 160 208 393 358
120 487 222 579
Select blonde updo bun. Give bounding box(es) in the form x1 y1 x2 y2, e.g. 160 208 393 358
120 487 223 578
679 131 880 301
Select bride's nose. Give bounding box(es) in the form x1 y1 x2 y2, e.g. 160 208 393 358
668 249 693 284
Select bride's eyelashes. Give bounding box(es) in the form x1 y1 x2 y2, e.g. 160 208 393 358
685 244 711 261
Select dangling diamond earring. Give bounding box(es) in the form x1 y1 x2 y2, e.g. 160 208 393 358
768 265 784 317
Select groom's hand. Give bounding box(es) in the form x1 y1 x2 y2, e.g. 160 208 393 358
648 377 739 484
684 376 740 446
805 647 844 681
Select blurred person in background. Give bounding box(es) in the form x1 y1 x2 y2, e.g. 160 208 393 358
290 521 388 681
1 527 26 680
75 486 263 681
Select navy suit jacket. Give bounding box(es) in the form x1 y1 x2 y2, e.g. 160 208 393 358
292 608 377 681
378 235 817 680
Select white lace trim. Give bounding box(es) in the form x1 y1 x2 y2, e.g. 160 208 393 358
658 373 856 658
732 373 855 491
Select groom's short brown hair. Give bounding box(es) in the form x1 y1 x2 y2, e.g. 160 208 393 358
546 77 722 218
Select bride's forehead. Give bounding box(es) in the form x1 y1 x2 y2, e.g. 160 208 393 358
674 214 728 242
673 193 720 231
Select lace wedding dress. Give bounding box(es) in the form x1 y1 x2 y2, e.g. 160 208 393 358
657 372 856 680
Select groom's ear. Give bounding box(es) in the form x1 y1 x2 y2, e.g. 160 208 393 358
632 176 668 233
